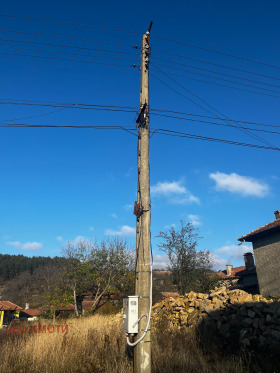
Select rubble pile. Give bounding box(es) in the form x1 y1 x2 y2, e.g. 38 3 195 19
152 286 280 349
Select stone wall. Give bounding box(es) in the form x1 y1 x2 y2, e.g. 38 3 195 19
152 286 280 350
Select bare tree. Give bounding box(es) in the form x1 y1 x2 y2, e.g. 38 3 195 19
157 221 217 294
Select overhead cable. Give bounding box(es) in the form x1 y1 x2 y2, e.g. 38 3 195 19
0 29 137 48
152 57 280 89
150 64 279 149
0 51 137 68
152 34 280 70
0 45 140 62
0 38 140 55
0 14 142 35
152 48 280 81
152 128 280 151
150 67 280 100
150 112 280 135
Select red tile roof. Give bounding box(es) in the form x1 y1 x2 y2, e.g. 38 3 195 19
22 309 41 317
0 301 22 310
238 218 280 242
217 266 246 278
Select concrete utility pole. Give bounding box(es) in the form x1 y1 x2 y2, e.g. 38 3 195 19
134 22 152 373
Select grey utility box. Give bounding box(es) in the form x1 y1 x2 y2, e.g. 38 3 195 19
123 296 139 334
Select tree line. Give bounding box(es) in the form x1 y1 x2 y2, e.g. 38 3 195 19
0 254 66 283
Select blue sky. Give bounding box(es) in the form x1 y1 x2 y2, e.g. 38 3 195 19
1 1 280 270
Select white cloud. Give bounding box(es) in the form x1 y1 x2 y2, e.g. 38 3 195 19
215 244 253 258
124 204 133 211
105 225 136 237
111 213 118 219
125 167 134 177
73 236 86 243
188 214 201 226
209 172 269 197
151 180 187 196
211 244 253 270
89 226 95 232
56 236 63 242
164 223 176 229
210 254 228 271
152 254 170 270
7 241 42 251
151 180 200 205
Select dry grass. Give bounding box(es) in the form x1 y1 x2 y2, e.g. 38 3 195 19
0 315 279 373
0 315 131 373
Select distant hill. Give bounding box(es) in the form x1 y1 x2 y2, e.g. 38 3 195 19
0 253 66 283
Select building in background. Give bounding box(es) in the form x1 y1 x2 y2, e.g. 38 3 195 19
238 210 280 297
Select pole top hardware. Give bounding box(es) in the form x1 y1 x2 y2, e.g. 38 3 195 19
147 21 153 34
133 201 143 218
136 103 147 127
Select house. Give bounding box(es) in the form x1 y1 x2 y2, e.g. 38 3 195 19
20 304 41 321
238 210 280 297
217 264 246 279
217 253 259 293
0 301 22 329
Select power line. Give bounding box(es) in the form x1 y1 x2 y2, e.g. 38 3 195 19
0 29 137 48
1 121 278 151
0 38 140 55
0 14 142 35
0 45 140 62
152 48 280 82
3 98 280 130
152 128 280 152
0 122 138 136
0 51 137 68
152 57 280 89
1 107 70 122
150 64 279 149
0 100 138 112
150 109 280 129
150 112 280 135
152 34 280 70
150 67 280 100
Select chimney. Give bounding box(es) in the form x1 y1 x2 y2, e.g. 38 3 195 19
226 264 233 276
25 303 29 310
274 210 280 220
243 252 255 270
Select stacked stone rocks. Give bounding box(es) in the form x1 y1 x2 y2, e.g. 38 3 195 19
152 286 280 349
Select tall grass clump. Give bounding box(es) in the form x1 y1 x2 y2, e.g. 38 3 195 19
1 314 280 373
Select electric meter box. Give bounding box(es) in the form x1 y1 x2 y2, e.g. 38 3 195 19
123 296 139 334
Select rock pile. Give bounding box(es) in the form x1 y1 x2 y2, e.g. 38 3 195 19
152 286 280 349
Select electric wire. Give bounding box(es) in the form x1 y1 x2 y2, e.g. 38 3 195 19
152 34 280 70
1 15 278 70
0 38 140 55
150 63 279 149
0 122 138 136
0 101 138 113
150 112 280 135
0 52 136 67
152 48 280 82
1 107 70 122
0 29 137 48
0 45 140 62
2 99 280 130
150 67 280 100
151 128 280 151
152 57 280 89
150 109 280 129
2 121 279 151
0 14 142 35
